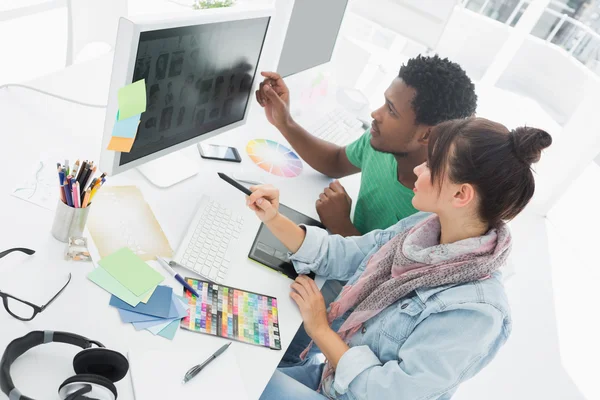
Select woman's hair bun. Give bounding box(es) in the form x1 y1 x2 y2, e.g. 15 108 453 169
510 126 552 164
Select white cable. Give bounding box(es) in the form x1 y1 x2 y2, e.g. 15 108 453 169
0 84 107 108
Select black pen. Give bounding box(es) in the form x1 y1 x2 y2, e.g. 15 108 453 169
182 342 232 384
218 172 252 196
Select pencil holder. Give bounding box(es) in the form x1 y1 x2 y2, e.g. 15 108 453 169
51 200 91 243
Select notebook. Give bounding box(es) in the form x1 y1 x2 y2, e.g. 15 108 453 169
128 346 248 400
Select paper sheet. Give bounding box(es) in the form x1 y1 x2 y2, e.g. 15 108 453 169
129 347 248 400
156 319 180 340
142 317 179 333
118 79 147 120
99 247 164 296
126 295 188 328
11 159 60 211
86 186 173 261
110 285 173 318
88 267 141 307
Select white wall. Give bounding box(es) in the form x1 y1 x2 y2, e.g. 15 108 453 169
497 36 600 125
435 8 510 81
436 7 600 127
531 86 600 214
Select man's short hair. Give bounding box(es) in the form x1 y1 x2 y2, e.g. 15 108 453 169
399 55 477 126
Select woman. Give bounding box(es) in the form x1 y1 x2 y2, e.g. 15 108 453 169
246 118 552 400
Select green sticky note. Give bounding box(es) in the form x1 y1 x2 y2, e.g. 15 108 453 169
117 79 147 121
157 319 180 340
88 267 141 307
98 247 164 296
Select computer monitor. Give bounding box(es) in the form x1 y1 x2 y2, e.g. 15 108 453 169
99 9 272 187
276 0 348 78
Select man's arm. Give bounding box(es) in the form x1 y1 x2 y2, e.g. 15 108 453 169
277 118 359 179
256 72 360 178
328 221 362 237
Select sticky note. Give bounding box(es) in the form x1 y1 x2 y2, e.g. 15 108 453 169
107 136 135 153
88 267 141 307
112 113 141 139
99 247 164 296
117 79 147 121
157 319 180 340
110 285 173 318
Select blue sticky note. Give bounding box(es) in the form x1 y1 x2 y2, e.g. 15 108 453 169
109 285 173 318
111 113 140 138
157 319 180 340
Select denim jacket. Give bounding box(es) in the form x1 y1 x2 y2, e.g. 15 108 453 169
290 212 512 400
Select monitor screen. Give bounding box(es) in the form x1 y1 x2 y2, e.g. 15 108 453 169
120 16 270 166
277 0 348 77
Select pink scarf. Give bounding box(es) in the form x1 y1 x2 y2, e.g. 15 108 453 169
302 214 512 393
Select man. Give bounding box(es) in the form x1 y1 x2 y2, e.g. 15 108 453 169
255 55 477 236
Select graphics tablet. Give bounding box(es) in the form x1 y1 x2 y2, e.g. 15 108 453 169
249 204 324 280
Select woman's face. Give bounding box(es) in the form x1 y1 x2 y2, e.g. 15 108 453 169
412 160 478 218
411 161 455 214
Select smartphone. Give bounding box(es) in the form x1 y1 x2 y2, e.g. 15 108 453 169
198 143 241 163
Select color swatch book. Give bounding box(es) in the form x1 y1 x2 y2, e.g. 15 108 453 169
129 346 248 400
246 139 303 177
111 288 189 341
86 248 186 340
181 278 282 350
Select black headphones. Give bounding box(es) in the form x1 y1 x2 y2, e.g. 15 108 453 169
1 331 129 400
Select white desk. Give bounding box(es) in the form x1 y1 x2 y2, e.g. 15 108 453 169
0 54 358 399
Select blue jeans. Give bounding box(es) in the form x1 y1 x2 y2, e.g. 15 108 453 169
260 357 327 400
280 279 344 367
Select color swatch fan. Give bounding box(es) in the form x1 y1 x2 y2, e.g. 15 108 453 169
246 139 303 177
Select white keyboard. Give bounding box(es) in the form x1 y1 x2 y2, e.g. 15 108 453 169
303 107 366 146
173 195 244 283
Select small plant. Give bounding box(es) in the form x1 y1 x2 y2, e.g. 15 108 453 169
193 0 234 9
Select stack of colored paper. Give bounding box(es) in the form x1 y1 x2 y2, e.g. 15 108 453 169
107 79 147 153
87 247 188 340
110 286 189 340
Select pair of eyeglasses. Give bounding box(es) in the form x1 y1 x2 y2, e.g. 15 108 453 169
0 248 71 321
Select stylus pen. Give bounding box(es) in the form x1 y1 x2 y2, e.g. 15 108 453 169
168 260 216 284
218 172 252 196
156 257 200 297
183 342 231 384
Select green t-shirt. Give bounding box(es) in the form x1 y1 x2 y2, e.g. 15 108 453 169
345 131 418 234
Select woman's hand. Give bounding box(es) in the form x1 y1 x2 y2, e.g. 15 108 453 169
246 184 280 223
290 275 330 338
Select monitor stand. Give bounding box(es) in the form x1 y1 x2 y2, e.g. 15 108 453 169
136 151 199 188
